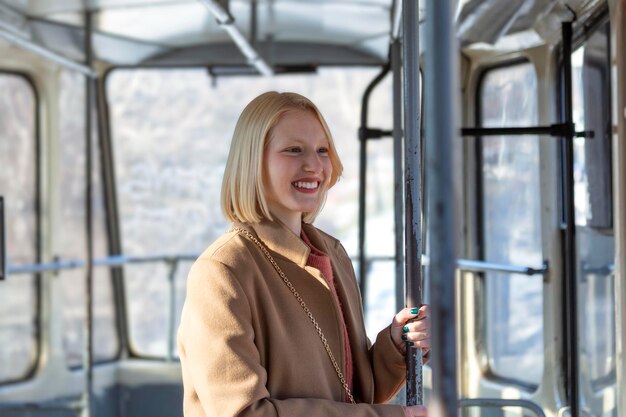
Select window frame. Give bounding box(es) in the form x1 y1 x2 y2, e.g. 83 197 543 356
0 70 42 385
474 58 542 392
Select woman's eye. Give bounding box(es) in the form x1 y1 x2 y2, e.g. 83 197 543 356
285 147 301 153
318 147 329 154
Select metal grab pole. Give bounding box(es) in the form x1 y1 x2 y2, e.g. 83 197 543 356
0 27 96 78
425 0 459 416
561 21 580 417
0 196 5 281
198 0 273 76
357 64 391 301
391 38 405 314
82 9 95 417
401 0 423 406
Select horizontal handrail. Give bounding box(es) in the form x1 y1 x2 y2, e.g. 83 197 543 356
6 254 547 277
354 255 547 276
454 259 548 276
6 254 198 275
351 255 395 263
461 123 593 138
581 263 614 275
0 399 82 413
459 398 547 417
0 25 96 78
422 256 548 276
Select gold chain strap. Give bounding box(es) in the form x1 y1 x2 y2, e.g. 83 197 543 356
230 227 356 404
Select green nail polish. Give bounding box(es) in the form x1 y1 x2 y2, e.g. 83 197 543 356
410 308 419 314
408 341 415 347
403 326 409 333
402 334 408 341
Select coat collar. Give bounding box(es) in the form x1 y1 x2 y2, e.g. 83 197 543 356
234 219 311 268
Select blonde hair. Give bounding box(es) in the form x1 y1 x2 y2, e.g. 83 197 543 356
221 91 343 224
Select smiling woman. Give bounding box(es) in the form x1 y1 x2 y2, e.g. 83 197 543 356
177 91 431 417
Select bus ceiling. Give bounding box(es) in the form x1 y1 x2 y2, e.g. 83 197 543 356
0 0 612 72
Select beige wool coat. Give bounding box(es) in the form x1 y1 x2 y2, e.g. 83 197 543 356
177 219 406 417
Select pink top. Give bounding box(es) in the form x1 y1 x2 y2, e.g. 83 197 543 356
301 230 354 402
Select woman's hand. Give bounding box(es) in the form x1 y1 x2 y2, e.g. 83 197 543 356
390 305 430 362
403 405 428 417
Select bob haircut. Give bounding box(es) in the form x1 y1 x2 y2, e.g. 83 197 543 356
221 91 343 224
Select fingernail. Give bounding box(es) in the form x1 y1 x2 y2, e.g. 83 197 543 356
408 341 415 347
410 308 419 314
403 326 409 333
402 334 408 341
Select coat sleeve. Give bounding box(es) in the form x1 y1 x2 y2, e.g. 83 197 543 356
370 324 407 403
178 257 405 417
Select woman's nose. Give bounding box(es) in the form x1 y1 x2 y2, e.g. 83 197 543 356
303 152 323 172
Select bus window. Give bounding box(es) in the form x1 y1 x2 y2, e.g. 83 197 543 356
0 73 38 382
57 71 119 367
106 68 396 356
479 62 543 386
352 136 396 337
571 20 616 390
107 68 235 357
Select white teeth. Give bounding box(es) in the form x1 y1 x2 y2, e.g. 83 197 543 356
293 181 318 189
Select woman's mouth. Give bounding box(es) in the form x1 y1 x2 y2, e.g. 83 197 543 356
292 180 320 191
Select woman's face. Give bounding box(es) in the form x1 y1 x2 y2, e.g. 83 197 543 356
263 109 332 228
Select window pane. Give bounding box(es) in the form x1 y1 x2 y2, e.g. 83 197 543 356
571 29 612 228
358 137 397 341
57 71 118 366
107 68 393 356
364 260 396 340
480 63 543 384
571 22 616 390
0 73 38 382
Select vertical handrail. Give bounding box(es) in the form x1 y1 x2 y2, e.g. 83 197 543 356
96 74 130 356
425 0 459 416
82 9 95 417
391 38 405 314
561 21 580 417
357 63 391 301
615 3 626 415
401 0 424 406
0 196 5 281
